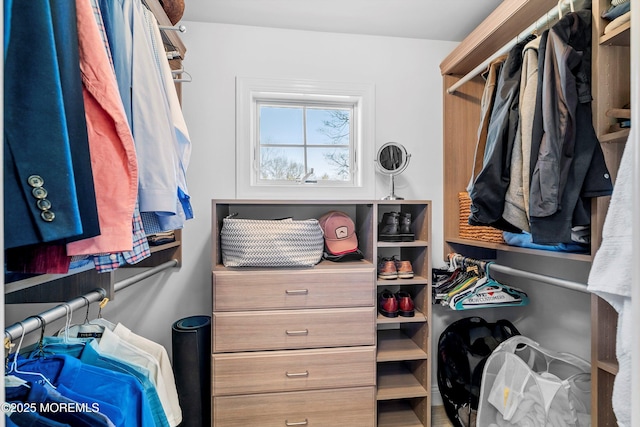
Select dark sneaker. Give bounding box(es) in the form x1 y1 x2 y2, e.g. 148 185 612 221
379 212 401 242
399 212 415 242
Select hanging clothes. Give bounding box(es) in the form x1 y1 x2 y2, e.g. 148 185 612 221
11 353 156 427
529 9 612 244
467 54 508 192
468 35 536 233
57 318 183 426
3 0 84 249
66 0 139 255
587 131 634 427
502 36 541 233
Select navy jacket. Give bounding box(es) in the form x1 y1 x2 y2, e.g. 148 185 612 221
4 0 99 249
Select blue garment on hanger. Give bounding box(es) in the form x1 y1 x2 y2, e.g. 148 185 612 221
13 354 155 427
9 411 69 427
55 385 124 427
80 341 170 427
5 414 20 427
31 336 169 427
5 382 113 427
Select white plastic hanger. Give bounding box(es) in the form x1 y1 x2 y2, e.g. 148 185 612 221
6 320 56 389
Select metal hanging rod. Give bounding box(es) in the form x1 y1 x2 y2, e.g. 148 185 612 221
114 259 179 292
4 259 179 342
450 253 589 294
446 0 575 95
4 288 107 342
159 24 187 33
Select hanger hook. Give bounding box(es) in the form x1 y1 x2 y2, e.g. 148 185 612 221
81 296 91 324
34 315 47 356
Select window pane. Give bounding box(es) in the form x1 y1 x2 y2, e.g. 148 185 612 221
260 147 305 180
307 147 350 181
259 106 303 145
306 108 351 146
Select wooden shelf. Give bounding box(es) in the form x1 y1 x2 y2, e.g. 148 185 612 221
377 275 429 287
374 201 431 425
597 359 620 376
440 0 559 75
378 240 429 248
446 238 592 261
378 401 424 427
599 21 630 46
377 310 427 325
377 330 428 362
599 128 631 144
377 363 428 401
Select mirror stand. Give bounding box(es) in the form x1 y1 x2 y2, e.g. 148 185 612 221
375 142 410 200
384 175 403 200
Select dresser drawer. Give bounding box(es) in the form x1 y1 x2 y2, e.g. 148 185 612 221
212 346 375 396
212 386 375 427
212 307 376 352
213 267 375 311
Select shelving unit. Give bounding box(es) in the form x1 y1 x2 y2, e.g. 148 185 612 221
209 200 432 426
438 0 629 424
375 201 432 427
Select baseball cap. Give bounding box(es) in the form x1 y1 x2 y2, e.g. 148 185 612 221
318 211 359 255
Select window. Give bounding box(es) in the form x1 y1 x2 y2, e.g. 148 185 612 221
236 77 375 199
258 103 353 184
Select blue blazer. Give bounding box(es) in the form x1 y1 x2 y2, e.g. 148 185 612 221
3 0 97 249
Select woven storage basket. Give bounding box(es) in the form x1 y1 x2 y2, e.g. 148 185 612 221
458 192 504 243
220 218 324 267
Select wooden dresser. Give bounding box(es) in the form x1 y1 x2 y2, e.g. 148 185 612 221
211 200 377 427
211 199 433 426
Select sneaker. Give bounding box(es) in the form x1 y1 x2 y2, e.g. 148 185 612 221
394 259 414 279
396 290 415 317
377 257 398 280
378 289 399 317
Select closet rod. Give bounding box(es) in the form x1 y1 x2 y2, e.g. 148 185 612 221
446 0 573 95
450 253 589 294
113 259 179 293
4 259 179 342
4 288 107 342
489 263 589 294
158 24 186 33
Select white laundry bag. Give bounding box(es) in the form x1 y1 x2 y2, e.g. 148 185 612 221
477 335 591 427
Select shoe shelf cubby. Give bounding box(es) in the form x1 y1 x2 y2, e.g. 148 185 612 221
375 200 432 427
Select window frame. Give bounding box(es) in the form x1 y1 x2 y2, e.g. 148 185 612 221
236 77 375 200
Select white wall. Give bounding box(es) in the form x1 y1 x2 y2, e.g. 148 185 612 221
4 21 593 406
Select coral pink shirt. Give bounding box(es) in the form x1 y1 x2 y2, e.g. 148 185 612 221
67 0 138 255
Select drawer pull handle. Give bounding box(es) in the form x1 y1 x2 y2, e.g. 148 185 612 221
286 370 309 377
285 419 308 426
285 289 309 295
285 329 309 336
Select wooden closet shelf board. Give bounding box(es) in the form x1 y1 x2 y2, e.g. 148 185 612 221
600 21 630 46
440 0 558 76
377 330 428 362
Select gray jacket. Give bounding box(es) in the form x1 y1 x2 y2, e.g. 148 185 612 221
529 10 613 244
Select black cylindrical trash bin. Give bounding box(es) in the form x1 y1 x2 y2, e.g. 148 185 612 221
172 315 211 427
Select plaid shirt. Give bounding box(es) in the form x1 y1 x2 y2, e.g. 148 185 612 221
93 204 150 272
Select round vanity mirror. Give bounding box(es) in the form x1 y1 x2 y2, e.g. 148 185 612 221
375 142 411 200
